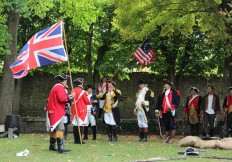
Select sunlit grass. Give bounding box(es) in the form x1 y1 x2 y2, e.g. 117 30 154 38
0 134 231 162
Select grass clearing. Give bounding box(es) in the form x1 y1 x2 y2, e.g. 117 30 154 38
0 134 231 162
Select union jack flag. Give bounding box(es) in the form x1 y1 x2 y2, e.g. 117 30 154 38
132 39 155 66
10 21 68 79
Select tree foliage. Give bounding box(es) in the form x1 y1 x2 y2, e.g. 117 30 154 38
113 0 226 41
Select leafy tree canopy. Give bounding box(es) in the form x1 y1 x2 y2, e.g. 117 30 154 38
113 0 226 40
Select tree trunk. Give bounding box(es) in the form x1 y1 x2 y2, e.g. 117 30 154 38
86 24 94 84
93 44 109 88
228 54 232 85
12 79 22 114
0 11 20 124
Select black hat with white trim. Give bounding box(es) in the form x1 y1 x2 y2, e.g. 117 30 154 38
189 87 200 93
163 79 173 86
54 74 69 81
184 147 199 156
73 78 84 85
228 87 232 92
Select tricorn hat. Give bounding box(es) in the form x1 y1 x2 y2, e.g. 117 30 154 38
54 74 69 81
184 147 199 156
228 87 232 92
73 78 84 85
138 79 148 85
111 81 116 87
85 84 95 90
189 87 200 93
163 79 173 86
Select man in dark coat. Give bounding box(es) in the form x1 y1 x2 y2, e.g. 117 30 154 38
157 79 180 144
200 85 220 137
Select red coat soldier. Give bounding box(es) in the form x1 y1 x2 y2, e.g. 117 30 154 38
46 74 74 153
223 87 232 136
183 87 202 136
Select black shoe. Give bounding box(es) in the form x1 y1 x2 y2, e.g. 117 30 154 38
112 137 118 142
83 137 88 140
142 138 147 142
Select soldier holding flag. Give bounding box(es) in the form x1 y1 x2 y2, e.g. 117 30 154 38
46 74 74 153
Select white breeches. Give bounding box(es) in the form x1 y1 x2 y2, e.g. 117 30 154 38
137 110 148 128
87 112 96 126
104 111 116 125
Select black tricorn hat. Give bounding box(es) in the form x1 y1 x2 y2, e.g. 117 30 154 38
85 84 95 90
184 147 199 156
111 81 116 87
73 78 84 85
138 79 148 85
54 74 69 81
189 87 200 93
163 79 173 86
228 87 232 92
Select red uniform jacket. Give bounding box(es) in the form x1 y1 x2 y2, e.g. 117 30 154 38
223 95 232 111
47 83 68 131
71 86 91 122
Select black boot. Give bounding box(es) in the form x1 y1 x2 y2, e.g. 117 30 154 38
57 138 71 153
107 125 112 141
64 124 68 140
210 129 214 137
73 126 85 144
190 124 195 136
83 126 88 140
73 126 79 144
49 137 57 151
138 132 144 141
92 126 97 140
112 126 118 142
142 132 147 142
195 123 200 137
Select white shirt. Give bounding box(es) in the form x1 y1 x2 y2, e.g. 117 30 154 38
206 94 215 114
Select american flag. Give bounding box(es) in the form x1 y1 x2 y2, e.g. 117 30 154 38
132 39 155 66
10 21 68 79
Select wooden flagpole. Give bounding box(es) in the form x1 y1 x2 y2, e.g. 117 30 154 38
62 20 83 144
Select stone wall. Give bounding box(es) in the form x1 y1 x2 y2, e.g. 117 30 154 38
0 73 230 134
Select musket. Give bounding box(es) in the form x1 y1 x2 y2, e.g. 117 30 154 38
198 156 232 160
131 157 187 162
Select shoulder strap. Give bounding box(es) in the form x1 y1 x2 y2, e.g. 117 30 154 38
73 90 85 104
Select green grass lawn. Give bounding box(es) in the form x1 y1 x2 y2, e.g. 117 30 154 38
0 134 231 162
